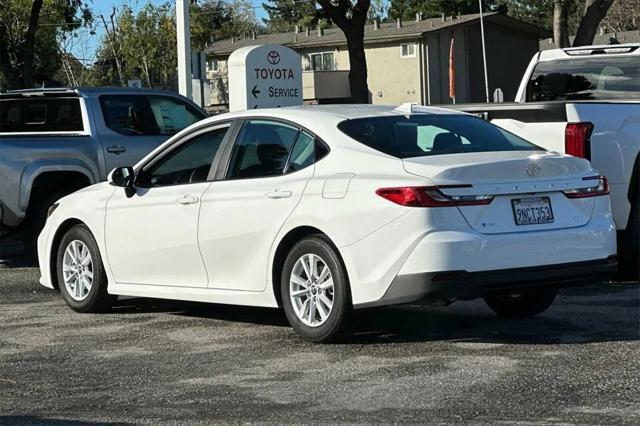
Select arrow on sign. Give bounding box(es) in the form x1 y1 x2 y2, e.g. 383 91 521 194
251 85 261 98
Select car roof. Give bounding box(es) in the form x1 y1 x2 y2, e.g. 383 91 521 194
0 86 187 99
211 104 465 123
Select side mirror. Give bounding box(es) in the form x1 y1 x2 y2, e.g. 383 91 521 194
108 166 135 197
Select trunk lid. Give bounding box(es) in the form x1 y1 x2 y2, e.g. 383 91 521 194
403 152 599 234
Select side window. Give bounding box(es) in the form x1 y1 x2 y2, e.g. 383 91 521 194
137 126 228 188
101 95 158 135
227 120 299 179
0 98 83 133
147 96 204 135
100 95 204 136
287 131 315 172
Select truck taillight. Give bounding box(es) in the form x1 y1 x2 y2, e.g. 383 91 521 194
375 186 494 207
563 175 609 199
565 122 594 160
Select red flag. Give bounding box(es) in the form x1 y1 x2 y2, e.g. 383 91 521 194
449 37 455 101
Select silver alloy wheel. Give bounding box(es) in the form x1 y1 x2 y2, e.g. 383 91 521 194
62 240 94 302
289 253 334 327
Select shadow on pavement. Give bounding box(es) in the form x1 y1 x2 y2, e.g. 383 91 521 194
0 416 128 425
0 237 37 268
108 283 640 345
111 297 290 328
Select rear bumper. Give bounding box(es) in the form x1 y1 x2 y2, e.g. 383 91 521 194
358 257 617 308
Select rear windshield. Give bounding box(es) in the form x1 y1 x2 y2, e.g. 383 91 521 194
337 115 542 159
0 97 83 133
526 57 640 101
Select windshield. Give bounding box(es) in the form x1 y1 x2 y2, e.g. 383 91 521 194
526 56 640 101
337 115 543 159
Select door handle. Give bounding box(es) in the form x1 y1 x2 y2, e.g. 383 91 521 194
107 145 127 154
176 195 199 205
265 189 292 199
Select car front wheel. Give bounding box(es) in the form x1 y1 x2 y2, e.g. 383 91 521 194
281 236 352 343
483 288 558 318
56 224 116 312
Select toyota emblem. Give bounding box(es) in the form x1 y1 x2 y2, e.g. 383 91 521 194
527 164 541 177
267 50 281 65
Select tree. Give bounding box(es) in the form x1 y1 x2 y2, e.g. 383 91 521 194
572 0 616 45
546 0 616 47
601 0 640 31
368 0 387 21
57 30 96 87
93 3 177 89
553 0 572 47
192 0 260 50
389 0 495 20
262 0 319 32
317 1 371 103
0 0 92 89
496 1 616 47
494 1 556 28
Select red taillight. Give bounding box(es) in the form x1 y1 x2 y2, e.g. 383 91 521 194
565 122 594 159
563 175 609 198
375 186 493 207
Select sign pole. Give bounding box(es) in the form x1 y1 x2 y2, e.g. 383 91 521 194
176 0 192 99
479 0 490 103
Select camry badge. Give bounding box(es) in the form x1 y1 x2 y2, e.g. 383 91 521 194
527 164 541 177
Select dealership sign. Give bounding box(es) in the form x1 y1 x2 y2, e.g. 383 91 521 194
228 44 303 111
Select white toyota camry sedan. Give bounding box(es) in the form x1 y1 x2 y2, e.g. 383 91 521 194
38 104 617 342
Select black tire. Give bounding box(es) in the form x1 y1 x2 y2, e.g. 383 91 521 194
619 198 639 282
56 224 116 313
484 288 558 318
21 189 67 260
281 235 353 343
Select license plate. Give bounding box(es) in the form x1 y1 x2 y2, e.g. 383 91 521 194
511 196 555 226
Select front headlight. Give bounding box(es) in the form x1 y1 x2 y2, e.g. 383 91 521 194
47 203 60 218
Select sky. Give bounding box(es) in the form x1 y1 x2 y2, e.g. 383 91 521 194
72 0 269 63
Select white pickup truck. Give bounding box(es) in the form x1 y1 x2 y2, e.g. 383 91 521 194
451 44 640 281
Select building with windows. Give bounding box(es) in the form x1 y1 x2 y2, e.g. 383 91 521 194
204 12 549 111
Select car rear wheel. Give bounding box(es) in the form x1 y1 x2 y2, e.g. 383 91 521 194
56 224 116 312
483 288 557 318
281 236 352 343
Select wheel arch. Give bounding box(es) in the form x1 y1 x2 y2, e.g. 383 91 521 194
271 225 348 308
48 218 87 290
20 161 96 211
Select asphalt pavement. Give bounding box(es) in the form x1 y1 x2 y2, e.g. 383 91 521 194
1 242 639 425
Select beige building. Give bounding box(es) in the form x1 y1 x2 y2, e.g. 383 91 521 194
204 12 549 111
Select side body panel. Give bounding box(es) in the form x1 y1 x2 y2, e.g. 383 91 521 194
104 183 212 287
0 96 100 227
199 167 314 292
567 103 640 229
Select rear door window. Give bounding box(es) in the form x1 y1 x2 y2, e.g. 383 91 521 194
338 115 542 159
226 120 299 179
0 97 84 133
100 95 204 136
287 131 316 172
526 56 640 101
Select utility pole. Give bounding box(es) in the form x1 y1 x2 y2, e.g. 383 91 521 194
479 0 490 103
176 0 192 99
